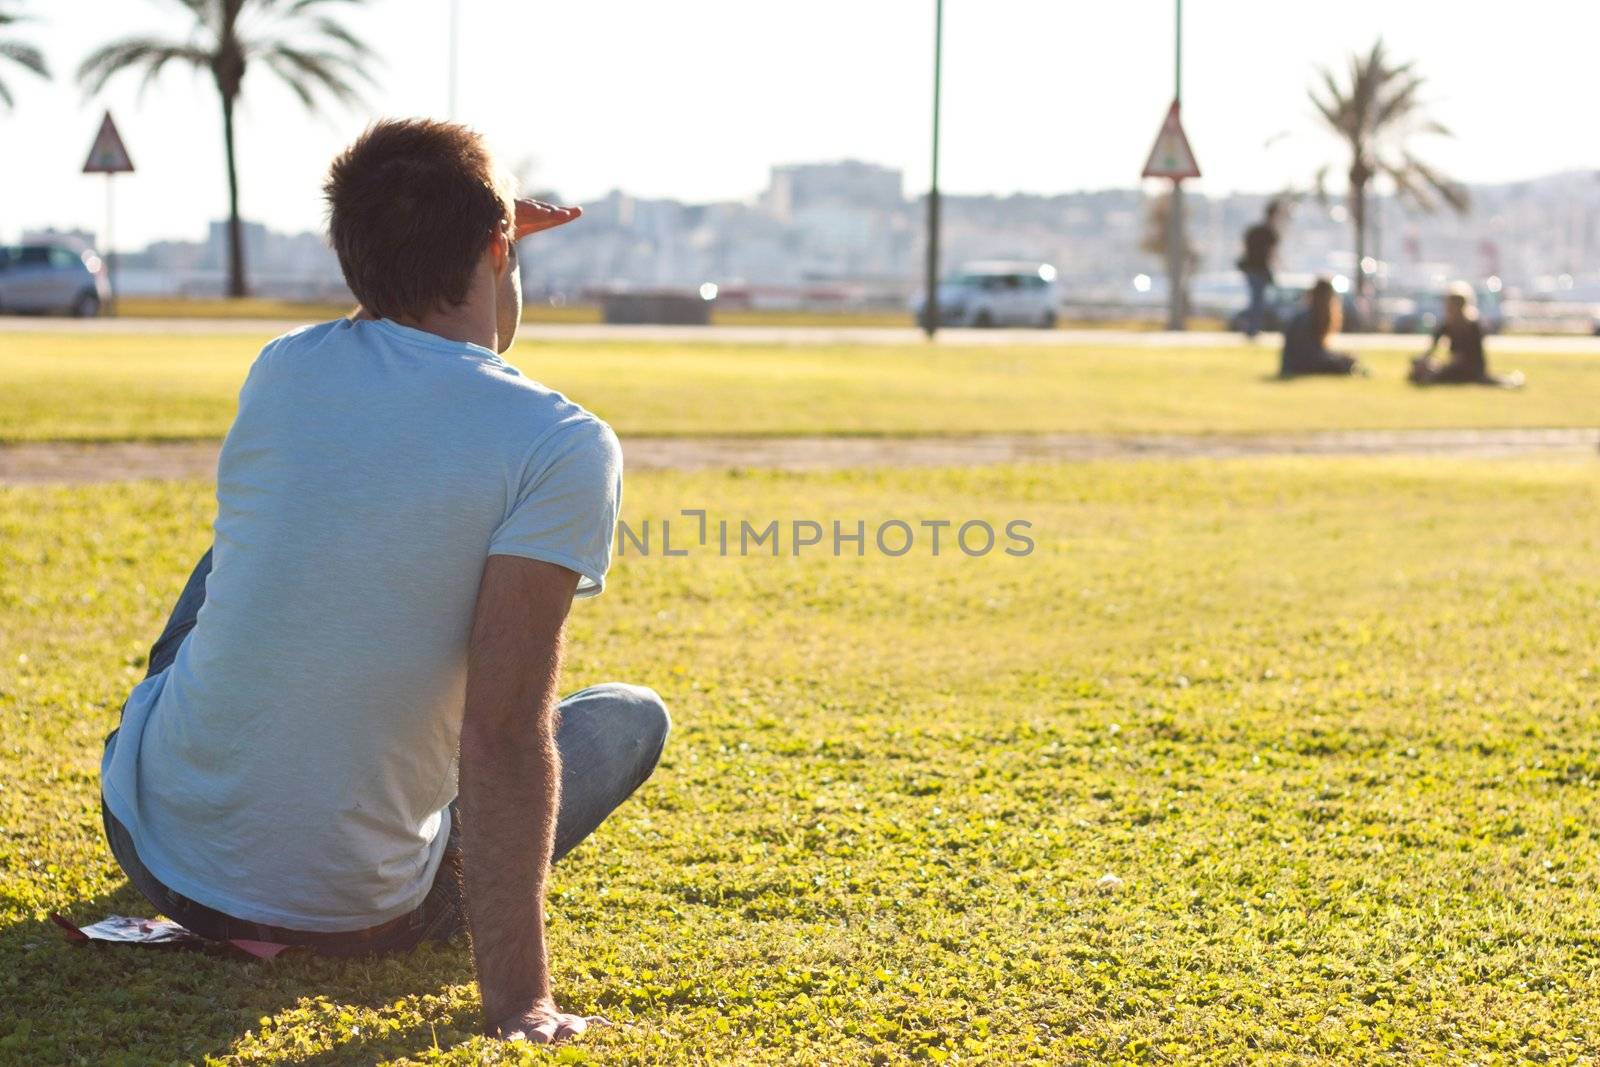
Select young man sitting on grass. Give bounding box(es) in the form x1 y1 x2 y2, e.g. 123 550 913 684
99 118 668 1046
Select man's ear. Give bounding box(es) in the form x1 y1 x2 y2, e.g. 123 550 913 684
486 227 515 277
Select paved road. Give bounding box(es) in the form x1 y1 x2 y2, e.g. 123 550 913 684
4 316 1600 353
4 429 1594 486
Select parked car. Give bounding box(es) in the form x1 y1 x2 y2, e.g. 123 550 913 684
0 243 111 316
912 262 1060 328
1388 286 1503 335
1228 281 1366 333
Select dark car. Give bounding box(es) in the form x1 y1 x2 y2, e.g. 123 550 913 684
1388 287 1503 335
1230 283 1365 333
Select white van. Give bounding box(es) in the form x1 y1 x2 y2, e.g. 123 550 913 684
912 262 1060 328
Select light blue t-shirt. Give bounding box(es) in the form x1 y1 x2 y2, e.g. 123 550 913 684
101 318 622 932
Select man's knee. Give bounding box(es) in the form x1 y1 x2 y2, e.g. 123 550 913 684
594 681 670 771
619 682 670 748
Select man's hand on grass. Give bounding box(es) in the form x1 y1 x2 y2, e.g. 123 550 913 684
494 999 606 1044
515 199 582 240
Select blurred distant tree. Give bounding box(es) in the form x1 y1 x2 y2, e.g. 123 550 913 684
0 2 50 109
1310 39 1467 297
1140 191 1199 275
80 0 379 297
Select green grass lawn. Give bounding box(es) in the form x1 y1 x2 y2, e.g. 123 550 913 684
4 457 1598 1064
2 332 1595 443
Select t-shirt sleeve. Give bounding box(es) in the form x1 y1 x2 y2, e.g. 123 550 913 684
488 417 622 598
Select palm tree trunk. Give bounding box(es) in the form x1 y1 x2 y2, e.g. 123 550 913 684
220 90 247 298
1350 180 1368 301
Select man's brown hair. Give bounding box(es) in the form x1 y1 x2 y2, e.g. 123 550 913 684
325 119 514 321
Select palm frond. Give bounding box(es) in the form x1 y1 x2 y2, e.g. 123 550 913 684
0 40 48 77
0 0 54 106
251 16 373 63
1311 165 1332 207
1382 161 1436 214
260 44 364 107
78 37 211 96
1384 59 1416 85
1366 38 1387 82
0 2 38 28
169 0 218 37
255 0 372 13
287 0 374 11
1403 154 1470 214
308 15 374 59
1346 53 1371 132
1308 67 1349 137
263 50 315 107
1372 73 1425 133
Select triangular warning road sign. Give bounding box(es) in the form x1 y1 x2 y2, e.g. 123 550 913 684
1141 100 1200 181
83 112 135 174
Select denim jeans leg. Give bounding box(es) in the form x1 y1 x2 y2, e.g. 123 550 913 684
103 549 211 751
146 548 213 679
418 682 669 948
1244 272 1270 338
549 682 671 862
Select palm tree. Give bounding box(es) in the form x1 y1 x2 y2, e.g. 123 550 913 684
80 0 377 297
1310 39 1467 299
0 2 50 109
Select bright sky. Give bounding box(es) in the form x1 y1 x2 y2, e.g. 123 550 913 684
4 0 1597 249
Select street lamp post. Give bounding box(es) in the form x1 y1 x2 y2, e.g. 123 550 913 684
1166 0 1186 331
448 0 460 118
923 0 943 340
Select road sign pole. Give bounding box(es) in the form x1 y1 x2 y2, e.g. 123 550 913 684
82 110 135 315
1167 179 1185 330
104 174 117 316
923 0 943 340
1140 11 1199 327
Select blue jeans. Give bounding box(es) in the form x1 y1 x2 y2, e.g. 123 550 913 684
1242 270 1271 337
102 550 669 955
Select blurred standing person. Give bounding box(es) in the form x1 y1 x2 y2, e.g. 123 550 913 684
1237 200 1284 339
1409 282 1524 387
1280 278 1364 377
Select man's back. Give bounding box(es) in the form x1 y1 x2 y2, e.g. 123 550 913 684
1243 221 1278 273
101 317 621 932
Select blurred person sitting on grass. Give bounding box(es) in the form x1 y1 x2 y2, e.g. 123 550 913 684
98 118 668 1047
1410 282 1525 388
1279 278 1365 378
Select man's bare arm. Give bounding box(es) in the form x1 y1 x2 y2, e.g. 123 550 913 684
459 554 589 1042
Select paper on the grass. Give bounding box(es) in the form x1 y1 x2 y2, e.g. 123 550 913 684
51 913 294 958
